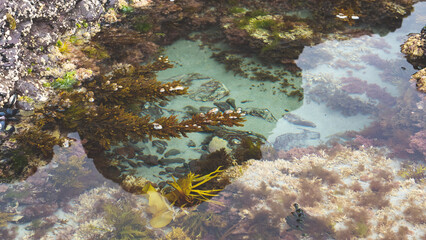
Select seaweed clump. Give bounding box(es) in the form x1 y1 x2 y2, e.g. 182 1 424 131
210 51 247 77
33 56 245 152
0 128 64 181
14 128 64 159
165 167 224 207
102 201 156 239
398 162 425 183
195 148 234 175
400 26 425 69
0 211 16 227
233 137 263 164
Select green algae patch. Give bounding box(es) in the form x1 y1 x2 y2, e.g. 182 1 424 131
241 15 313 45
6 13 16 30
81 44 110 60
52 71 77 90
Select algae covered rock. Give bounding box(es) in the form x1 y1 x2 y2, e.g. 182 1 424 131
401 26 426 69
410 67 426 93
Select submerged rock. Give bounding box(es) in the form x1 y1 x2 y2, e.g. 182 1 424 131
137 154 159 166
164 73 211 85
273 129 320 151
187 140 196 147
189 80 230 102
226 98 237 109
214 101 231 112
247 107 277 122
282 113 316 128
152 140 168 154
159 158 186 165
164 149 180 158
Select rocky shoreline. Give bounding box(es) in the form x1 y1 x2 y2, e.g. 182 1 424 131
0 0 117 108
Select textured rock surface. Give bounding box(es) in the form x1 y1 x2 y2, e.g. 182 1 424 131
0 0 113 107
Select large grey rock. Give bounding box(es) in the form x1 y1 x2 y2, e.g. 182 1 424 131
282 113 316 128
273 129 320 151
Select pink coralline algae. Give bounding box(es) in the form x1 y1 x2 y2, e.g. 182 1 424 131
333 59 365 71
360 54 389 70
340 77 396 106
341 77 367 94
353 135 377 148
0 185 8 193
407 130 426 157
365 83 396 106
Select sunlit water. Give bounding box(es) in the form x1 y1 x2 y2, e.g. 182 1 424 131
0 2 425 239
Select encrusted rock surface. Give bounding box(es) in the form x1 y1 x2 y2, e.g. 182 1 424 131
400 26 426 69
0 0 114 107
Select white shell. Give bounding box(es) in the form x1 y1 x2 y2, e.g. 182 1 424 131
8 94 16 106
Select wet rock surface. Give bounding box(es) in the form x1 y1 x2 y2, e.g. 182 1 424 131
0 0 112 107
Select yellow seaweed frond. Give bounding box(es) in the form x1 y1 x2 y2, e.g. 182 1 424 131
398 163 425 183
144 183 175 228
166 167 224 207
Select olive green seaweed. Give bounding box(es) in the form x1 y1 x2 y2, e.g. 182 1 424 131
103 202 156 240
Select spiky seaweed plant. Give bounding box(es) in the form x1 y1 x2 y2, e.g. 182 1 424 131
165 167 224 207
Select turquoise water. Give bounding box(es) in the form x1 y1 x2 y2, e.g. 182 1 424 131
0 2 425 239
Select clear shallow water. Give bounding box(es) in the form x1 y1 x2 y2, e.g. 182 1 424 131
0 2 425 239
